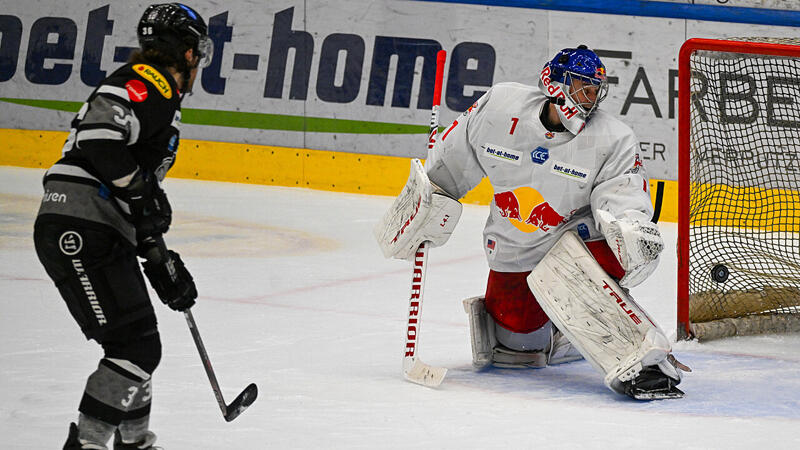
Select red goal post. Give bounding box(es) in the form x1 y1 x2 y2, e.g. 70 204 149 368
677 37 800 341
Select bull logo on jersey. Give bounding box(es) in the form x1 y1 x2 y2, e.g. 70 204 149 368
133 64 172 99
625 153 644 175
462 101 479 117
494 187 565 232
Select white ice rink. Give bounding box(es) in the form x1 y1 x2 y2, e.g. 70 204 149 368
2 166 800 449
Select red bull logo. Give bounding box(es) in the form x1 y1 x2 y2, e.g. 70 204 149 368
494 187 565 232
595 66 607 81
626 153 644 175
633 153 643 169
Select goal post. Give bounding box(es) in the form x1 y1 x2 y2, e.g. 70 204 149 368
678 38 800 341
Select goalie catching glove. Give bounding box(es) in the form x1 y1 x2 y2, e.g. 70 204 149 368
374 159 462 260
595 209 664 288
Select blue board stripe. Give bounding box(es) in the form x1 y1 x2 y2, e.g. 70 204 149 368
412 0 800 28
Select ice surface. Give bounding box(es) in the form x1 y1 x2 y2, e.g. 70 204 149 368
2 166 800 449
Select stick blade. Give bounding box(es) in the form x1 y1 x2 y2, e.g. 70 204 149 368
223 383 258 422
403 357 447 388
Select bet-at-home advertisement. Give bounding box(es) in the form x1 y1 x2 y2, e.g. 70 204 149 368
1 0 799 183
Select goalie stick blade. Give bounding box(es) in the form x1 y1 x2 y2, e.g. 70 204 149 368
223 383 258 422
403 357 447 388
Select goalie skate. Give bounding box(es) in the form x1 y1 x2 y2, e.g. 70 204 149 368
623 366 685 400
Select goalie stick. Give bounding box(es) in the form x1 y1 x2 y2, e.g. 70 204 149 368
185 309 258 421
402 49 448 388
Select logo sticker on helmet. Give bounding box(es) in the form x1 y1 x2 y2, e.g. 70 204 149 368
125 79 148 102
133 64 172 99
178 4 199 20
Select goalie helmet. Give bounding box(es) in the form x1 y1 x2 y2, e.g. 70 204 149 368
538 45 609 135
137 3 213 70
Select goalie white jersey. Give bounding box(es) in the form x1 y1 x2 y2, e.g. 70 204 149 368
426 82 653 272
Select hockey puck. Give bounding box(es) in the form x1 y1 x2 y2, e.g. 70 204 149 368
711 264 729 283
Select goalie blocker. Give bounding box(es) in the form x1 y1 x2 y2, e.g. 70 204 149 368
527 231 690 400
374 159 462 260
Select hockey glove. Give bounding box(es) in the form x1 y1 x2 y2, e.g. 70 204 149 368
595 209 664 288
120 169 172 240
374 159 462 260
141 245 197 311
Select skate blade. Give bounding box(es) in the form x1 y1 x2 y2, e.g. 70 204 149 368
629 386 685 400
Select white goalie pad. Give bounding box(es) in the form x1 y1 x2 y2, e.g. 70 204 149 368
527 231 680 396
462 297 567 369
374 159 462 260
462 296 496 368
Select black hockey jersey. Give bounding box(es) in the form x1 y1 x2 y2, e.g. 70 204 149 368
36 62 183 245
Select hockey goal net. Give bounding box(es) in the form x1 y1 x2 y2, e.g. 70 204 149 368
678 38 800 341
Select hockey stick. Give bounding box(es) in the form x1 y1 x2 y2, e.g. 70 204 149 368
402 49 448 388
144 235 258 421
184 309 258 421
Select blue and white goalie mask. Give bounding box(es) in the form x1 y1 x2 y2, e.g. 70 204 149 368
538 46 609 135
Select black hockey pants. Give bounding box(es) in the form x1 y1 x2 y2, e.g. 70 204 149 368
33 219 158 345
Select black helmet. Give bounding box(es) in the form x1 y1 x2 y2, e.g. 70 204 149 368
137 3 213 69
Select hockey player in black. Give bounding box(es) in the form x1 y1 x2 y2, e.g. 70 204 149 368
32 3 213 449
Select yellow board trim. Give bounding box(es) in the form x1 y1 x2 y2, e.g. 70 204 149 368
690 182 800 232
0 128 678 222
132 64 172 99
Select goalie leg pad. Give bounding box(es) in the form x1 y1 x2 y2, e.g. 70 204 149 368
463 297 548 368
494 320 551 352
463 296 496 368
493 321 549 368
547 328 584 365
492 345 547 369
527 231 686 398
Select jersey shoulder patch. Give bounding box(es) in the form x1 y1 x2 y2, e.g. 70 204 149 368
125 79 148 102
131 64 173 99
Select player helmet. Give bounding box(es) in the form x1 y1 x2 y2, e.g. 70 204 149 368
137 3 213 70
538 45 608 134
